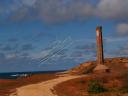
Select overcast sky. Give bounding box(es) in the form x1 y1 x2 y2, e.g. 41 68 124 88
0 0 128 72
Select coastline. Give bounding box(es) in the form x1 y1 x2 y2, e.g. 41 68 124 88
0 73 57 96
9 74 84 96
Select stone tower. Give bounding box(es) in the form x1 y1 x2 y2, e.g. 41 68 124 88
96 26 104 64
94 26 109 72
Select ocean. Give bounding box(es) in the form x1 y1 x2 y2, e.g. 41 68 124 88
0 70 65 79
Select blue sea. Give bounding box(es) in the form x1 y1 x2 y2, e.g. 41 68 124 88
0 70 65 79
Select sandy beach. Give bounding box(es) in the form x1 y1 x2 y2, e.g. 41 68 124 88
10 75 84 96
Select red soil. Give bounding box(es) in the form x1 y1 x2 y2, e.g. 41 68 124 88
0 73 57 96
55 57 128 96
54 74 126 96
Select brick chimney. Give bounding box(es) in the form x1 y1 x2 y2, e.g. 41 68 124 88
94 26 109 73
96 26 104 65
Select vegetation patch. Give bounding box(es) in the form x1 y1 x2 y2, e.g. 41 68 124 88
87 80 107 94
120 87 128 93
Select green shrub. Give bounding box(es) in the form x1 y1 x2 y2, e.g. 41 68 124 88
120 87 128 93
87 80 107 94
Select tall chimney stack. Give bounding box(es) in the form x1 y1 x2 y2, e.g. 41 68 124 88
96 26 104 65
94 26 109 73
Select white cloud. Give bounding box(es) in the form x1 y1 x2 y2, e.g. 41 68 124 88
6 53 17 59
22 0 36 7
1 0 128 23
96 0 128 19
117 23 128 36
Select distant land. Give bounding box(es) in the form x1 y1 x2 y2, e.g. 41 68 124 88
0 70 65 79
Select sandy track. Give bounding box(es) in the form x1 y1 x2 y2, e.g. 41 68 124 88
10 75 84 96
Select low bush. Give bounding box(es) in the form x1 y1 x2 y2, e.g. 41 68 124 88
120 87 128 93
87 80 107 94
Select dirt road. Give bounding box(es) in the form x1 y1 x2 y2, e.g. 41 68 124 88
10 75 84 96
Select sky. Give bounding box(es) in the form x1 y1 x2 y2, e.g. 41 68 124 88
0 0 128 72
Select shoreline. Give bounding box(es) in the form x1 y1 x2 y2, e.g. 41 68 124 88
9 74 84 96
0 73 57 96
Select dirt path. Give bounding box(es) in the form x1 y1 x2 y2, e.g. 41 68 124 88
10 75 84 96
